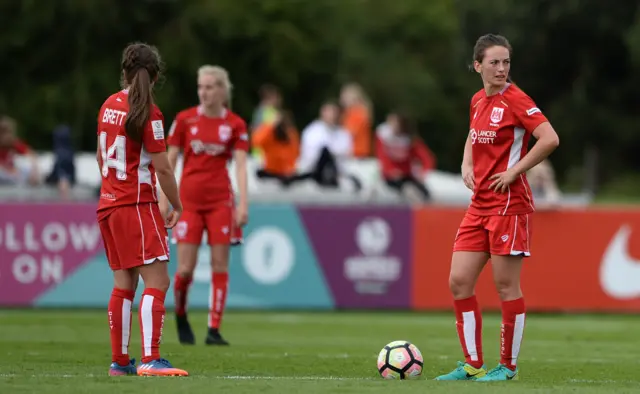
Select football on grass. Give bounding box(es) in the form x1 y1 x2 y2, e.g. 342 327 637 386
377 340 423 379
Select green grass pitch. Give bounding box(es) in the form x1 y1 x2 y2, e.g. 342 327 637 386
1 309 639 393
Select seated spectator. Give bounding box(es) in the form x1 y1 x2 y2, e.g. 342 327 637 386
527 159 561 205
45 124 76 199
375 112 436 201
250 84 283 160
0 116 40 186
296 101 362 191
340 83 373 158
251 84 282 131
251 111 299 186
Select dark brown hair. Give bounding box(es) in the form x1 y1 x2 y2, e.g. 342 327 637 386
394 112 418 139
274 110 295 144
473 34 512 63
121 43 161 142
472 34 513 82
259 84 280 100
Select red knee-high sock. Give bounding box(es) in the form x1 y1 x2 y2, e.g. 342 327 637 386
139 288 166 364
173 274 192 317
208 272 229 329
454 295 483 369
108 288 135 366
500 297 526 371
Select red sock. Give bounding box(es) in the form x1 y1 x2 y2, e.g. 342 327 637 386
173 274 192 316
208 272 229 329
500 297 526 371
108 288 135 366
139 288 166 364
454 295 483 369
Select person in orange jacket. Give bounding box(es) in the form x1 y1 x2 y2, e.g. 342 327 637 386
340 83 373 158
251 110 300 186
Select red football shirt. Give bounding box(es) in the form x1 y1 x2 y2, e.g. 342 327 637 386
167 106 249 211
0 140 30 170
467 83 548 216
96 90 167 219
375 125 436 178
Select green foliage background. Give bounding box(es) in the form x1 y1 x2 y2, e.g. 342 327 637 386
1 0 639 191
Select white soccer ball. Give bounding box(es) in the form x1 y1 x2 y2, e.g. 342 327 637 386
377 340 424 379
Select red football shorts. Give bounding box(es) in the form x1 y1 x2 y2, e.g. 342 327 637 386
99 203 170 271
453 212 532 256
173 203 242 246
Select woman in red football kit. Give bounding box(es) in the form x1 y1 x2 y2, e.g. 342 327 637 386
160 65 249 346
435 34 559 382
97 43 188 376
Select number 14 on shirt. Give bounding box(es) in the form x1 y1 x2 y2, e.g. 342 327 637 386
100 131 127 181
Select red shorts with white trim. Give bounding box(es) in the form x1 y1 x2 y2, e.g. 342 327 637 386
99 203 169 271
172 204 242 246
453 212 532 257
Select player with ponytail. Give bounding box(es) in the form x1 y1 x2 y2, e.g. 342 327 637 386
97 42 188 377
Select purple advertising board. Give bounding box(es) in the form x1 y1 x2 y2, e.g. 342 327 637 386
0 203 103 305
298 207 412 308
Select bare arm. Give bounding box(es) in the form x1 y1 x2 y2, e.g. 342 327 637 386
96 136 102 170
234 150 248 210
151 151 182 211
158 146 180 209
489 122 560 193
462 134 473 169
167 145 180 173
509 122 559 176
461 134 475 191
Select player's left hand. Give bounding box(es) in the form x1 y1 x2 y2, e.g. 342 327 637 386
488 169 518 193
235 205 248 228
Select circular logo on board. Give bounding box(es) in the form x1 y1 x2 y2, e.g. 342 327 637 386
356 217 391 256
243 227 294 285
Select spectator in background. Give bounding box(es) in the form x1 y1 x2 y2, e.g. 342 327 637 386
296 101 362 191
251 84 281 131
527 159 561 205
375 112 436 202
45 124 76 199
0 115 40 186
251 110 300 186
340 83 373 158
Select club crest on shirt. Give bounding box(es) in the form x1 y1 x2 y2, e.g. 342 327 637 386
490 107 504 124
219 124 232 141
190 126 198 135
176 221 188 239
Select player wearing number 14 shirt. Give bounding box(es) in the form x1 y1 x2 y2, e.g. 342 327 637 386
97 43 187 377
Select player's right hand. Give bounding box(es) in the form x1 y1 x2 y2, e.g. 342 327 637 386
462 164 475 191
164 207 182 229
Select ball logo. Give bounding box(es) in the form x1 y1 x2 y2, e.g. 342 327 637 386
356 217 391 256
243 227 295 285
345 217 401 294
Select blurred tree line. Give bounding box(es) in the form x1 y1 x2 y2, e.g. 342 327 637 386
1 0 640 193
